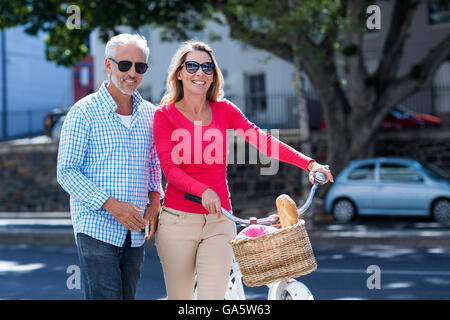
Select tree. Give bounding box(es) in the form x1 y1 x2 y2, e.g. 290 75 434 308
2 0 450 175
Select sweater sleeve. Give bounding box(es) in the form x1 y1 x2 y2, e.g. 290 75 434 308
225 100 315 171
153 108 210 197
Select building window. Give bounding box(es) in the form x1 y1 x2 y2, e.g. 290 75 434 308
428 0 450 25
244 73 267 116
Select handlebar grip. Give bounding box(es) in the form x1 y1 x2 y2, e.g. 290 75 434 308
314 172 327 184
184 193 202 204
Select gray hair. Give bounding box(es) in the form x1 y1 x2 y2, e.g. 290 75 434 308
105 33 149 61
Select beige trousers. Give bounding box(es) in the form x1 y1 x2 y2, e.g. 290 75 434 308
155 206 236 300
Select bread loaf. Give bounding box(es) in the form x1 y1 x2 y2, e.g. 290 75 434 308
276 194 299 228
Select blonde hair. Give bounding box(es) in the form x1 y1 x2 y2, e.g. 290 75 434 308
160 40 224 105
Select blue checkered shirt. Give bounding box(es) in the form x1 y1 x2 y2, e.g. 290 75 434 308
57 81 163 247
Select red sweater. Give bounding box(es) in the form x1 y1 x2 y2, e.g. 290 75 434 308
153 99 314 214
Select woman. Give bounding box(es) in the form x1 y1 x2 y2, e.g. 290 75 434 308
153 40 333 300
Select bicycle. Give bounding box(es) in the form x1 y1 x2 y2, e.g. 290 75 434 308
185 172 326 300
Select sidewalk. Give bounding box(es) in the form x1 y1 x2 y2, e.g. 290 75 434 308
0 212 74 245
1 212 450 248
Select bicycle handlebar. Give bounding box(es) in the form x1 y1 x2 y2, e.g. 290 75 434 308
184 172 327 226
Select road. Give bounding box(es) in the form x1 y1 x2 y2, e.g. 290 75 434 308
1 243 449 300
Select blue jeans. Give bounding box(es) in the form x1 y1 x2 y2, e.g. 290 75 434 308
76 232 145 300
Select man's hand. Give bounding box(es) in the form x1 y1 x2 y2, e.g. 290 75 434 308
143 201 161 240
143 191 161 240
102 197 147 231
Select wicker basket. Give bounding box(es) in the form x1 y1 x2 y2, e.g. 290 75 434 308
230 220 317 287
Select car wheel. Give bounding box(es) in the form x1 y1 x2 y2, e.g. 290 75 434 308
432 199 450 225
332 199 356 222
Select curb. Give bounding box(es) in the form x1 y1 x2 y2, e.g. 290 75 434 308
0 228 76 245
1 226 450 248
309 233 450 248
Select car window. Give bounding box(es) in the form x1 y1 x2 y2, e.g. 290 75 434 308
420 161 449 180
347 164 375 180
380 163 423 182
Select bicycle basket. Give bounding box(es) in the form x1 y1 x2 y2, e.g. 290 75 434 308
229 219 317 287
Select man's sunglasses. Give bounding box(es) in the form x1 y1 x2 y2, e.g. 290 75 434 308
110 58 148 74
181 61 215 75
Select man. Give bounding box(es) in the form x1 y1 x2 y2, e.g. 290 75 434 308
57 33 163 300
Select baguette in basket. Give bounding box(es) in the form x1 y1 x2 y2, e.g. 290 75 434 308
230 194 317 287
276 194 299 228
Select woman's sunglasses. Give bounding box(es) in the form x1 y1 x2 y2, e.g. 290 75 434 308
182 61 215 75
110 58 148 74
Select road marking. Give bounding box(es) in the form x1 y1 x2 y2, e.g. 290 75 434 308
0 261 45 273
316 268 450 276
0 219 72 226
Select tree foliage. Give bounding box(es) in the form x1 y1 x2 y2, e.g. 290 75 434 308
0 0 213 65
2 0 450 173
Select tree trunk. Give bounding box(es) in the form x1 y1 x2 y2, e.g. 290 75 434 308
217 0 450 198
294 64 312 195
293 60 315 229
301 58 352 174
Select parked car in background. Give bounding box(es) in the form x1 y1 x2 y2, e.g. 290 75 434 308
381 105 441 129
321 105 441 130
50 115 66 141
43 107 68 140
325 157 450 224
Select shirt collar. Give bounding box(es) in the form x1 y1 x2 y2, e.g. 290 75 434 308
97 80 144 114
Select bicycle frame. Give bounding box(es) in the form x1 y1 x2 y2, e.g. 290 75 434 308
185 172 326 224
186 172 326 300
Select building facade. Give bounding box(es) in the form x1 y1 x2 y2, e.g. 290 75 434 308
364 0 450 119
90 1 450 130
92 21 307 129
0 26 73 140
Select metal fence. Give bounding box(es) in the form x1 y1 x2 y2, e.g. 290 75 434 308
0 84 448 141
402 84 450 116
226 84 450 130
226 91 323 130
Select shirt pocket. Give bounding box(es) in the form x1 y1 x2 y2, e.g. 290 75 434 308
89 124 122 162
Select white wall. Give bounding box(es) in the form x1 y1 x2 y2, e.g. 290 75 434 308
1 26 72 138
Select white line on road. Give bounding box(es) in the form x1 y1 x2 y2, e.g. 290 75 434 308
0 219 72 226
316 268 450 276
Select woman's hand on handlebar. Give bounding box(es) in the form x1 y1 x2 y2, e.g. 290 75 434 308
308 162 334 185
201 188 222 218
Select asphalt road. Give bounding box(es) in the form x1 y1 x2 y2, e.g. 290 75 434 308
1 243 449 300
